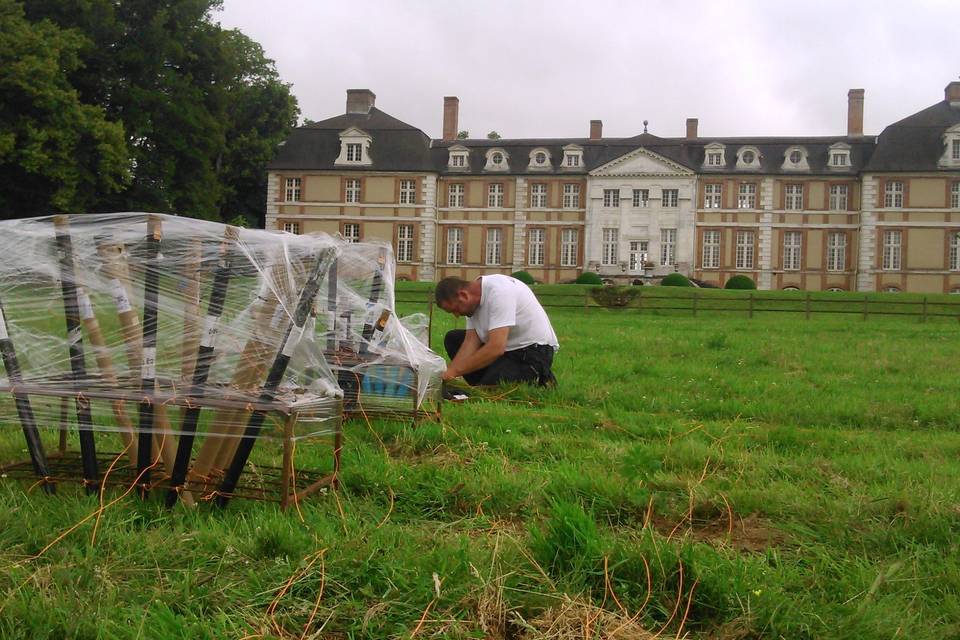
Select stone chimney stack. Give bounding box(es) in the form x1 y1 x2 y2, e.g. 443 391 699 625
847 89 864 137
590 120 603 140
346 89 376 114
442 96 459 142
946 80 960 107
686 118 699 140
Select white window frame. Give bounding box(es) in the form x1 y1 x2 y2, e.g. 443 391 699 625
782 146 809 171
661 189 679 208
603 189 620 208
342 223 360 243
828 143 851 170
703 143 726 168
601 228 619 266
399 179 417 205
735 230 755 269
704 184 721 209
447 144 469 170
485 227 502 265
484 148 509 172
949 231 959 271
561 229 578 267
396 224 414 263
448 183 464 208
738 183 757 209
562 144 583 169
528 228 545 266
562 184 581 209
632 189 649 208
284 177 301 202
660 228 677 266
335 127 373 166
951 182 959 209
783 231 802 271
938 125 960 168
736 146 762 170
346 143 362 162
785 184 803 210
702 230 720 269
530 183 547 208
446 227 463 264
628 241 649 271
829 184 848 211
827 232 847 272
282 221 300 234
884 181 904 208
528 148 551 171
487 183 504 208
882 230 902 271
345 178 361 203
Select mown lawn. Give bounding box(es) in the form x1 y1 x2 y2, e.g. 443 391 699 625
1 291 960 639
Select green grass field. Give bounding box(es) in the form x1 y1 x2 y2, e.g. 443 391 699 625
2 286 960 639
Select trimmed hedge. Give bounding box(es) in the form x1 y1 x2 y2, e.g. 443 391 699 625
590 286 641 307
725 275 757 290
574 272 603 285
660 273 693 287
511 270 536 285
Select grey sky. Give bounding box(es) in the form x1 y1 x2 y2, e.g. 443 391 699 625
215 0 959 140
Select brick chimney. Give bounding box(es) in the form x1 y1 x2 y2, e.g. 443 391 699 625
847 89 864 137
346 89 376 114
590 119 603 140
686 118 698 140
443 96 459 142
946 80 960 107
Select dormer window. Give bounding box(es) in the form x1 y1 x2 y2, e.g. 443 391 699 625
484 148 509 171
447 145 469 171
939 124 960 168
736 146 762 171
562 144 584 169
828 142 852 170
334 127 372 166
703 142 726 168
781 146 809 171
528 148 552 171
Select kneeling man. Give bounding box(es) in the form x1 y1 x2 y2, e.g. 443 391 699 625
435 275 558 386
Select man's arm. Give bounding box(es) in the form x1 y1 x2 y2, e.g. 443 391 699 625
442 326 509 381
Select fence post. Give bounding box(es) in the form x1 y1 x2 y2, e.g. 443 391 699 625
863 295 869 321
805 292 811 320
922 296 928 324
748 293 754 319
692 290 698 317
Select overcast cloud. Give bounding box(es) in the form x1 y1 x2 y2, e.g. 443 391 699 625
215 0 959 140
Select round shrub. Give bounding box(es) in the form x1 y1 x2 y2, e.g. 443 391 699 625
725 275 757 290
574 271 603 285
660 273 693 287
590 286 641 307
511 270 536 285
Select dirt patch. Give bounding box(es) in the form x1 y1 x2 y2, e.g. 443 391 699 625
651 511 787 552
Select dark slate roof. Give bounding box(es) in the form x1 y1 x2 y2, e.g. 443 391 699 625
266 107 434 172
691 136 876 175
864 101 960 172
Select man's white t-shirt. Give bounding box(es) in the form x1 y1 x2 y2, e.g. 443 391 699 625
466 275 559 352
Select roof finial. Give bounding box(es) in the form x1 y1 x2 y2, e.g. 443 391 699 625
643 120 649 134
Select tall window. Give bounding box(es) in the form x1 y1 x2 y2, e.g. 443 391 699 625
451 154 466 168
603 189 620 208
632 189 649 208
399 179 417 204
284 177 301 202
827 232 847 272
565 154 580 167
704 184 722 208
707 151 723 166
831 152 848 167
282 221 300 234
660 228 676 266
884 181 903 208
346 143 362 162
735 230 755 269
785 184 803 210
448 183 464 208
561 229 578 267
783 231 802 271
487 183 504 208
563 184 580 208
485 228 502 265
528 228 545 266
629 241 649 271
602 228 619 265
345 178 361 203
829 184 848 211
702 230 720 269
530 183 547 208
738 183 757 209
446 228 463 264
882 230 902 270
342 223 360 243
662 189 679 208
953 140 960 161
396 224 414 263
949 231 959 271
952 182 959 208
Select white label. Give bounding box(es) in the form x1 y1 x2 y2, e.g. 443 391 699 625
141 347 156 379
281 326 303 358
77 289 95 321
110 279 133 314
68 326 82 347
200 315 220 348
0 307 7 340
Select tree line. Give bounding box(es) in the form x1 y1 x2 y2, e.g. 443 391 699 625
0 0 299 224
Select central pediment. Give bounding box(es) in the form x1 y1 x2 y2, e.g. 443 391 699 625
591 147 692 176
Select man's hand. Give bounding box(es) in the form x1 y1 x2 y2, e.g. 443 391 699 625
442 365 459 381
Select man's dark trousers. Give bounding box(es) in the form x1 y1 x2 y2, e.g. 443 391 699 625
444 329 555 386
